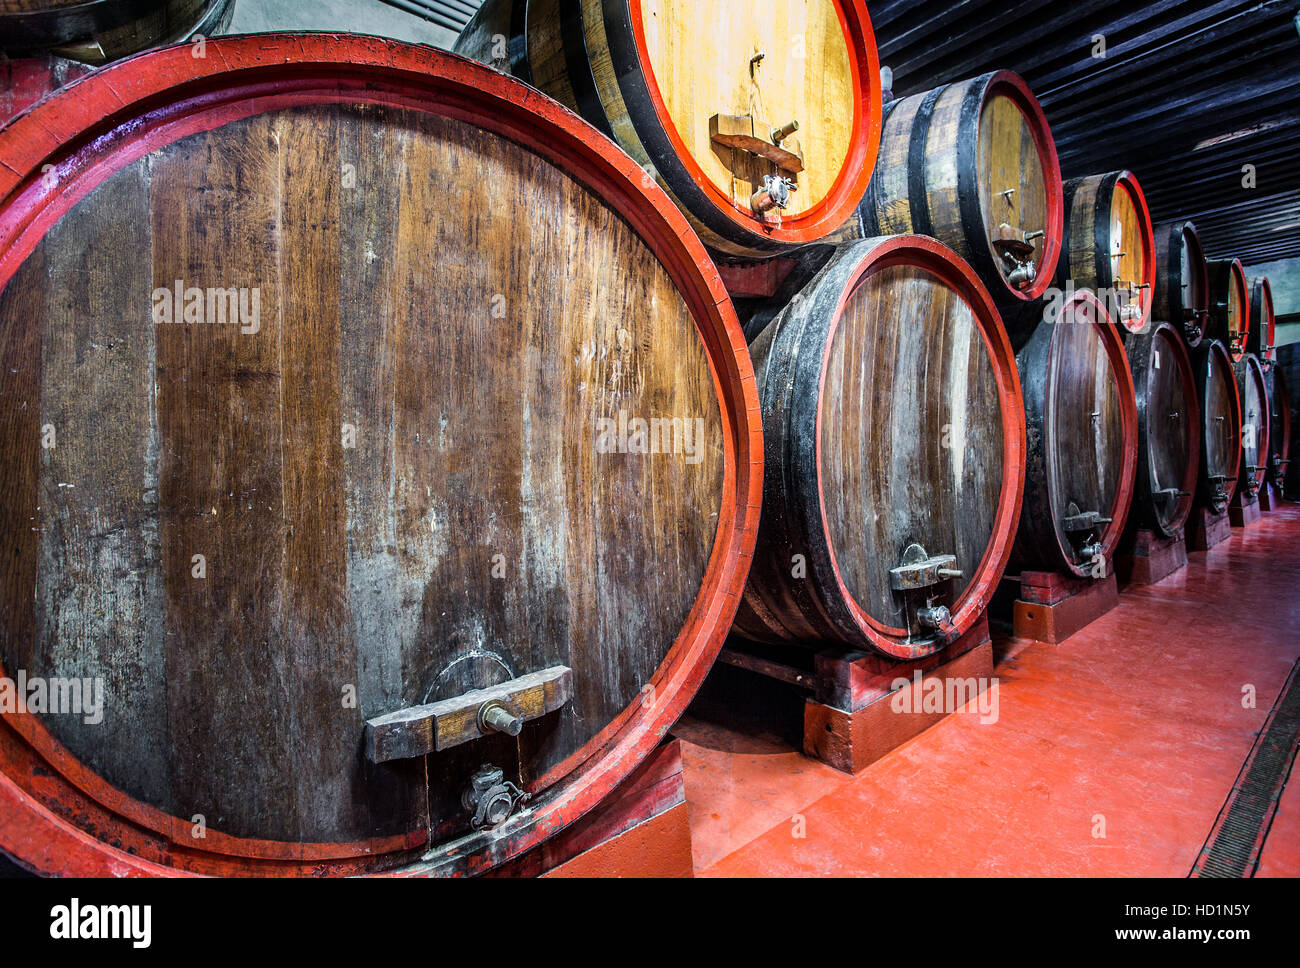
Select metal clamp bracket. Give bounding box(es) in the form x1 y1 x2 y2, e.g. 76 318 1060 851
889 542 963 591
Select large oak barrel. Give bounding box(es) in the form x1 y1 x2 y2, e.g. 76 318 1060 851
1266 367 1292 489
844 71 1064 346
1235 354 1270 502
1057 170 1154 335
1152 219 1209 347
0 35 762 877
1124 322 1199 538
1206 257 1250 361
456 0 883 260
0 0 232 64
1248 276 1277 369
732 236 1025 660
1191 340 1242 515
1011 292 1138 577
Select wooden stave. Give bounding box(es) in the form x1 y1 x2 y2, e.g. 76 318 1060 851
455 0 883 260
1191 339 1242 515
1057 170 1155 335
0 34 764 878
731 234 1026 661
1234 354 1271 499
1206 257 1251 362
1011 292 1139 577
1124 321 1199 538
852 70 1064 349
1266 367 1292 487
1152 219 1209 348
1247 276 1276 369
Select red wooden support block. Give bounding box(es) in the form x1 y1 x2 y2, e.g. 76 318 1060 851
1116 529 1189 586
489 739 692 878
802 613 995 774
1229 492 1262 527
1259 481 1281 511
1011 570 1119 645
1187 505 1232 551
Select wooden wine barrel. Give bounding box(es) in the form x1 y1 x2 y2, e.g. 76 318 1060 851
1266 367 1292 488
1235 354 1270 502
1057 170 1154 334
842 71 1064 346
0 0 232 64
0 35 762 878
1152 219 1209 347
1191 340 1242 514
1248 276 1277 369
1206 257 1250 362
1011 292 1138 577
455 0 883 259
732 235 1026 660
1124 322 1199 538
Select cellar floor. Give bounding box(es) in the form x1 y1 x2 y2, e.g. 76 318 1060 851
674 501 1300 877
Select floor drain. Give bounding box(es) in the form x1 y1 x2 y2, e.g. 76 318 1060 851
1191 659 1300 877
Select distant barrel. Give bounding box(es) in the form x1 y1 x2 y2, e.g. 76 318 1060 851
1247 277 1277 369
1011 292 1138 576
456 0 884 259
1124 322 1199 538
843 70 1063 346
733 236 1025 660
1206 258 1250 361
1152 219 1209 347
1057 171 1155 335
1266 367 1292 489
1191 340 1242 515
1235 354 1270 502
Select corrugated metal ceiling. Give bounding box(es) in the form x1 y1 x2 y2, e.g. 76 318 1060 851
871 0 1300 265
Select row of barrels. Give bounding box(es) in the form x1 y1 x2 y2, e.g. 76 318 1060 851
0 5 1292 879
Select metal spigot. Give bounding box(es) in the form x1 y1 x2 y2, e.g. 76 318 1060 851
477 700 523 737
751 174 796 214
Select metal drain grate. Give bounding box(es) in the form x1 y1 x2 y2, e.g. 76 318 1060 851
1192 659 1300 877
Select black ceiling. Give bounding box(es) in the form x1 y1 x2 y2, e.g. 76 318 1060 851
870 0 1300 266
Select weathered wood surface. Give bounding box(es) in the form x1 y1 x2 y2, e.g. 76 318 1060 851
1207 258 1250 362
0 35 761 877
1058 171 1154 333
1235 354 1270 500
1192 340 1242 514
1152 219 1208 346
455 0 882 258
1124 322 1198 538
842 71 1062 348
1011 292 1138 577
733 235 1025 660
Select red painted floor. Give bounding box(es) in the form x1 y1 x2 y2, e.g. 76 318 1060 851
678 503 1300 877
